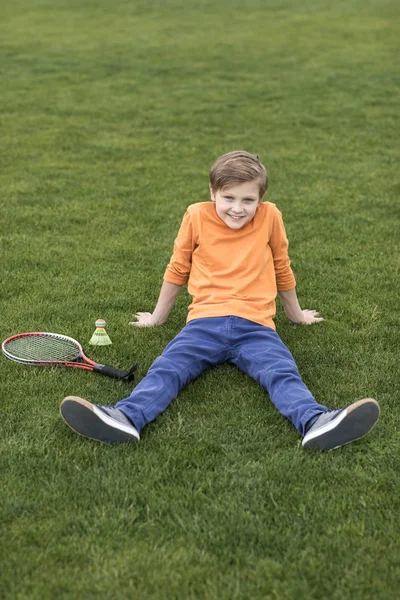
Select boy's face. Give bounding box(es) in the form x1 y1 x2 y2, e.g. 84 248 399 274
210 181 261 230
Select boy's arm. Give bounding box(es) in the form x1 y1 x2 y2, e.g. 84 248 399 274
130 208 195 328
278 288 323 325
268 206 323 325
130 281 182 327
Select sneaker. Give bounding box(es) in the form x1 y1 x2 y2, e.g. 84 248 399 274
302 398 380 450
60 396 140 445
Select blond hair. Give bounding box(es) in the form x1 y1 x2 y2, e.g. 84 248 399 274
209 151 268 199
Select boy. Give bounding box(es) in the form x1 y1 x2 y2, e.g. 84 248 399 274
60 151 380 450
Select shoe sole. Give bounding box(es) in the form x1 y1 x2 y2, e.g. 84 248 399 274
60 396 140 445
302 398 380 450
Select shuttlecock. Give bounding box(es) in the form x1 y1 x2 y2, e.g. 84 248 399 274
89 319 112 346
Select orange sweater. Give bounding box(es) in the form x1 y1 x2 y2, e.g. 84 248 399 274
164 201 296 329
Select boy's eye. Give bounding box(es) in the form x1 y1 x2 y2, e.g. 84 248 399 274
222 196 256 203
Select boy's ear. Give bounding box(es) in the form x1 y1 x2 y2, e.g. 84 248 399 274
209 184 216 202
257 191 266 205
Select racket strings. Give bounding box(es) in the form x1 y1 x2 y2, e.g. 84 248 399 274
5 335 81 362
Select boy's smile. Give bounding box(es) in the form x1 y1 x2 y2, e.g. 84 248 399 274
210 181 261 230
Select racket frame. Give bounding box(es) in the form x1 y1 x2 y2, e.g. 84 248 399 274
1 332 96 371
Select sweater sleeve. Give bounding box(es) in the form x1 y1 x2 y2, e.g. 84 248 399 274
163 209 195 286
269 206 296 291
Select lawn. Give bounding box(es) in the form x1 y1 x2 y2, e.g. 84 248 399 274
1 0 399 598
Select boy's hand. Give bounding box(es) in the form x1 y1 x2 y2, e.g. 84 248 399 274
129 282 182 328
289 309 324 325
278 289 323 325
129 312 164 327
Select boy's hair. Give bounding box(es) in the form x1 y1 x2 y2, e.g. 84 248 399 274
209 151 268 198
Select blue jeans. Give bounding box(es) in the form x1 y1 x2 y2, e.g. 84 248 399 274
117 316 327 436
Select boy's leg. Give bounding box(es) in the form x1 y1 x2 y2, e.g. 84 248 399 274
60 318 230 443
228 318 328 436
229 318 379 448
116 318 229 432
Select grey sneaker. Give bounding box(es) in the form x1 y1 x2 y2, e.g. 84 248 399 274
60 396 140 445
302 398 380 450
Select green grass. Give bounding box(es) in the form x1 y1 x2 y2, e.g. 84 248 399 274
1 0 400 598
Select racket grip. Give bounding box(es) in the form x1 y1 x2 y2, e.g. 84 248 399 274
93 363 138 382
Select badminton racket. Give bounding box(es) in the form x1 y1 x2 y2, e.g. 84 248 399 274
2 332 137 381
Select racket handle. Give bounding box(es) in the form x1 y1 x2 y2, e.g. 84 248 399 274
93 363 138 382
